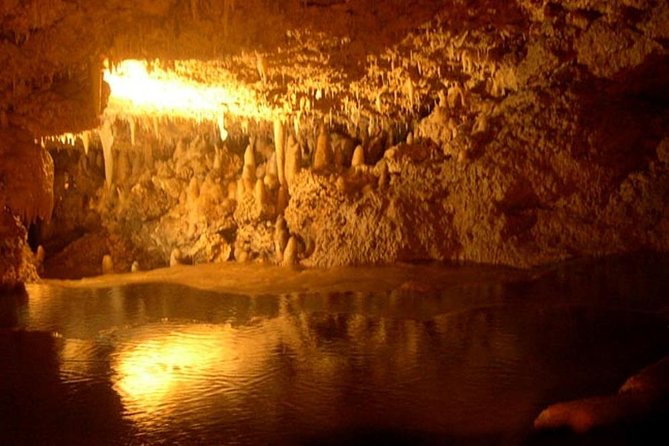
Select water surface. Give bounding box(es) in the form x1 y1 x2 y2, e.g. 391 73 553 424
1 254 668 445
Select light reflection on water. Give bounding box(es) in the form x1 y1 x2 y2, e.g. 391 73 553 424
1 255 669 445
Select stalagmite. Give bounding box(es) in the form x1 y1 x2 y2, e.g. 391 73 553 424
228 181 237 200
254 179 267 207
131 261 140 272
264 172 279 191
277 185 289 214
313 124 332 171
242 144 256 192
244 143 256 170
170 248 183 267
282 236 298 266
99 119 115 187
274 117 286 186
335 175 347 193
234 246 249 263
264 153 279 190
188 177 200 202
102 255 114 274
351 144 365 168
235 179 245 202
217 113 228 142
378 162 389 189
274 216 289 262
284 134 301 187
35 245 45 267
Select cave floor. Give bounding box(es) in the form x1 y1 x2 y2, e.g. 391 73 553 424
1 254 668 445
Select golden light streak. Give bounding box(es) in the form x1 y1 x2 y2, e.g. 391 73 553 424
113 325 235 415
103 59 274 123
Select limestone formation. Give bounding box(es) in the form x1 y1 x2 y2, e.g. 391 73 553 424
35 245 46 267
1 0 669 282
169 248 183 267
254 179 268 209
242 160 256 193
313 124 332 172
284 135 302 188
276 186 289 215
99 121 115 187
101 254 114 274
282 236 298 266
131 260 140 272
274 216 289 261
351 145 365 168
274 117 286 186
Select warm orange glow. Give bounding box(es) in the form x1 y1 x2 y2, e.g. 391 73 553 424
103 59 275 125
113 324 235 415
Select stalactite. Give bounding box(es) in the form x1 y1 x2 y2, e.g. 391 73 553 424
99 119 115 187
129 117 137 146
81 131 90 154
90 58 102 117
256 52 267 83
274 117 286 186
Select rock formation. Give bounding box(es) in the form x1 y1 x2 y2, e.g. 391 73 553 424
535 356 669 433
0 0 668 282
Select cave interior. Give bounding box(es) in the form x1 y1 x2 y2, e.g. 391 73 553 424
1 0 669 443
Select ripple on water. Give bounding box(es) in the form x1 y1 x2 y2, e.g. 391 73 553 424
3 256 668 445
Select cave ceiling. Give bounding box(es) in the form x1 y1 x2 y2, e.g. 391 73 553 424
0 0 533 138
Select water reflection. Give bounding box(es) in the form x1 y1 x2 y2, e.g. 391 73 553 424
0 255 668 445
113 324 235 416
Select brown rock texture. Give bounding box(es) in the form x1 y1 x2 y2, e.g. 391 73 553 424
0 209 38 289
1 0 669 280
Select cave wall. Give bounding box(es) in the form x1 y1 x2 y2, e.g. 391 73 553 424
2 0 669 282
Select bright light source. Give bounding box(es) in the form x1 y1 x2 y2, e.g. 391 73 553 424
103 59 274 124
